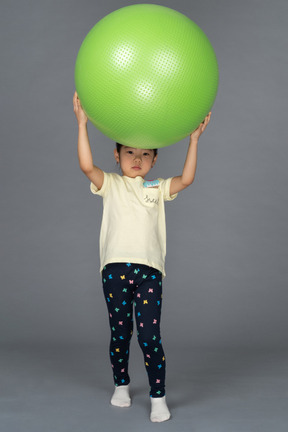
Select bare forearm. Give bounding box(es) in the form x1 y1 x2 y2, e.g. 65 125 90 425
76 122 104 189
73 91 104 189
169 137 198 195
181 137 198 185
169 112 211 196
77 123 94 172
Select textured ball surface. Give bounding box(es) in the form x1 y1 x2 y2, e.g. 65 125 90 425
75 4 218 149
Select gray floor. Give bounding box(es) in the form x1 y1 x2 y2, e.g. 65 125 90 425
1 342 288 432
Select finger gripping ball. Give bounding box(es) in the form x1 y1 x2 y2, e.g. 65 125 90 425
75 4 219 149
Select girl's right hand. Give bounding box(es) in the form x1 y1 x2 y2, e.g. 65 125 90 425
73 91 88 125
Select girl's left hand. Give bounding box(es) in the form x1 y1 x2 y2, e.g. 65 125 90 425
190 112 212 140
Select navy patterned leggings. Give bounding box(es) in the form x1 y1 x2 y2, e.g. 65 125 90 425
102 262 166 398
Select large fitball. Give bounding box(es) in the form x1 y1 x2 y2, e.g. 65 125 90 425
75 4 218 149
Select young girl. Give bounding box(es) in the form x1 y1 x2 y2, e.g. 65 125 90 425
73 91 211 422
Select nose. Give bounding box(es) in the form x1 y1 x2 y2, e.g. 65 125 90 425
134 153 141 162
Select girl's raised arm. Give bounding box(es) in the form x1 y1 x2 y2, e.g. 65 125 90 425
169 112 211 196
73 92 104 190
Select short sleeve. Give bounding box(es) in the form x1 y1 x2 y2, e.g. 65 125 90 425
158 177 178 201
90 171 109 197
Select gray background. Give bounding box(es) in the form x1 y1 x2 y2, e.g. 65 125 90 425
1 0 288 431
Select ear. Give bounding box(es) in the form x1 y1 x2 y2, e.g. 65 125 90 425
114 148 120 164
152 154 158 167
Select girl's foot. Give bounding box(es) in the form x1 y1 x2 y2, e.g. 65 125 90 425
111 384 131 407
150 396 171 422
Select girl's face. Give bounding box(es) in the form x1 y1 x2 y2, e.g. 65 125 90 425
114 146 157 178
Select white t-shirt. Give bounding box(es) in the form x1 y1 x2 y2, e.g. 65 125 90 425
90 172 177 277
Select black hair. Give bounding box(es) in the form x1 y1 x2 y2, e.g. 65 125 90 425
116 143 158 158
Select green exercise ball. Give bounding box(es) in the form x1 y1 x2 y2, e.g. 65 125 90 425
75 4 218 149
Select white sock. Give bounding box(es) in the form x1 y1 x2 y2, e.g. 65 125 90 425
150 396 171 422
110 384 131 408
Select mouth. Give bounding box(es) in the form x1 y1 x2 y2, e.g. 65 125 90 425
132 166 141 170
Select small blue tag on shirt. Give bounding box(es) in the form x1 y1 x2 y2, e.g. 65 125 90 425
143 180 160 188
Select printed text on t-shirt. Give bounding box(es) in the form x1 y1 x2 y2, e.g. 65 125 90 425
144 194 159 205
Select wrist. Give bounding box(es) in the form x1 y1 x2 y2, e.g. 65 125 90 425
78 121 88 129
189 136 199 145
